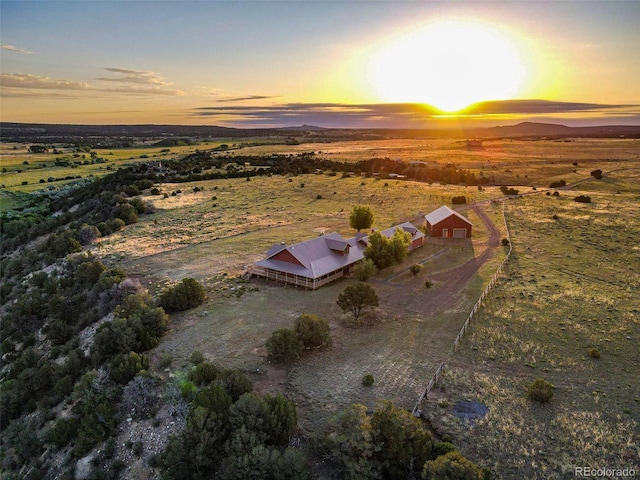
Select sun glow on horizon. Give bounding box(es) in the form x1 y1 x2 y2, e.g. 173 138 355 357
368 20 527 112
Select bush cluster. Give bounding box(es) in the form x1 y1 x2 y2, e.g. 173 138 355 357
316 400 489 480
158 359 307 480
526 378 555 403
159 278 207 312
354 258 377 281
266 314 331 362
500 185 519 196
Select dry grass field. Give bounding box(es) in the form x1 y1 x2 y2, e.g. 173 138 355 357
2 137 638 196
421 169 640 479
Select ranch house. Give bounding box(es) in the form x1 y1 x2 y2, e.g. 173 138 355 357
250 232 367 289
250 221 424 289
425 205 473 238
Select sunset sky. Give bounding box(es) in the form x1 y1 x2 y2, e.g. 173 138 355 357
1 1 639 128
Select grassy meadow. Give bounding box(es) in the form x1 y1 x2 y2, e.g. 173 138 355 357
422 170 640 478
94 174 498 267
2 137 638 198
0 140 220 193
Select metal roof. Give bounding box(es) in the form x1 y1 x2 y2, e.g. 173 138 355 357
255 232 366 280
425 205 473 226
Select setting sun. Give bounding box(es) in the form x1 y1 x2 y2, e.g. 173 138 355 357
368 20 527 112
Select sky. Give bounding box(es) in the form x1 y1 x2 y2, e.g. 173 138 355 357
1 1 639 128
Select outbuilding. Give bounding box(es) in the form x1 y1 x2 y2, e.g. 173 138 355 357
425 205 473 238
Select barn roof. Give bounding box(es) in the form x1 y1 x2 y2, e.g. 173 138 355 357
425 205 473 226
256 232 366 279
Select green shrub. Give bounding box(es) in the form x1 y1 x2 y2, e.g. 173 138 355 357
159 352 173 368
362 374 374 387
574 195 591 203
110 352 150 384
189 361 221 385
433 441 457 457
354 258 377 282
371 400 434 479
180 381 197 400
451 195 467 204
266 328 303 362
76 224 101 245
526 378 555 403
113 203 138 224
294 313 331 350
410 264 423 275
500 186 519 196
502 238 510 246
106 217 126 232
124 184 140 196
422 450 489 480
263 393 298 445
588 347 601 359
159 278 207 312
549 180 566 188
424 280 432 289
129 197 147 213
190 350 205 365
135 179 154 190
46 417 80 448
218 369 253 401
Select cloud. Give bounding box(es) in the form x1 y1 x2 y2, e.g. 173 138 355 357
461 99 633 115
96 67 170 86
190 100 638 128
216 95 280 103
0 74 92 90
0 73 183 98
1 44 34 54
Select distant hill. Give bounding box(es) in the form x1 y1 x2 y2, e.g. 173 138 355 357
465 121 640 138
0 122 303 142
1 121 639 143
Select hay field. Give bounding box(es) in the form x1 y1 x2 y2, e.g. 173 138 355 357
422 169 640 479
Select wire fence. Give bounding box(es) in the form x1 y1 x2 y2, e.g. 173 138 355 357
413 202 512 416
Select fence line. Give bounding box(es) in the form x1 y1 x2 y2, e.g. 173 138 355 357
413 202 512 416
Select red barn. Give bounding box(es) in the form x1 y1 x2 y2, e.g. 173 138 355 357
425 205 473 238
